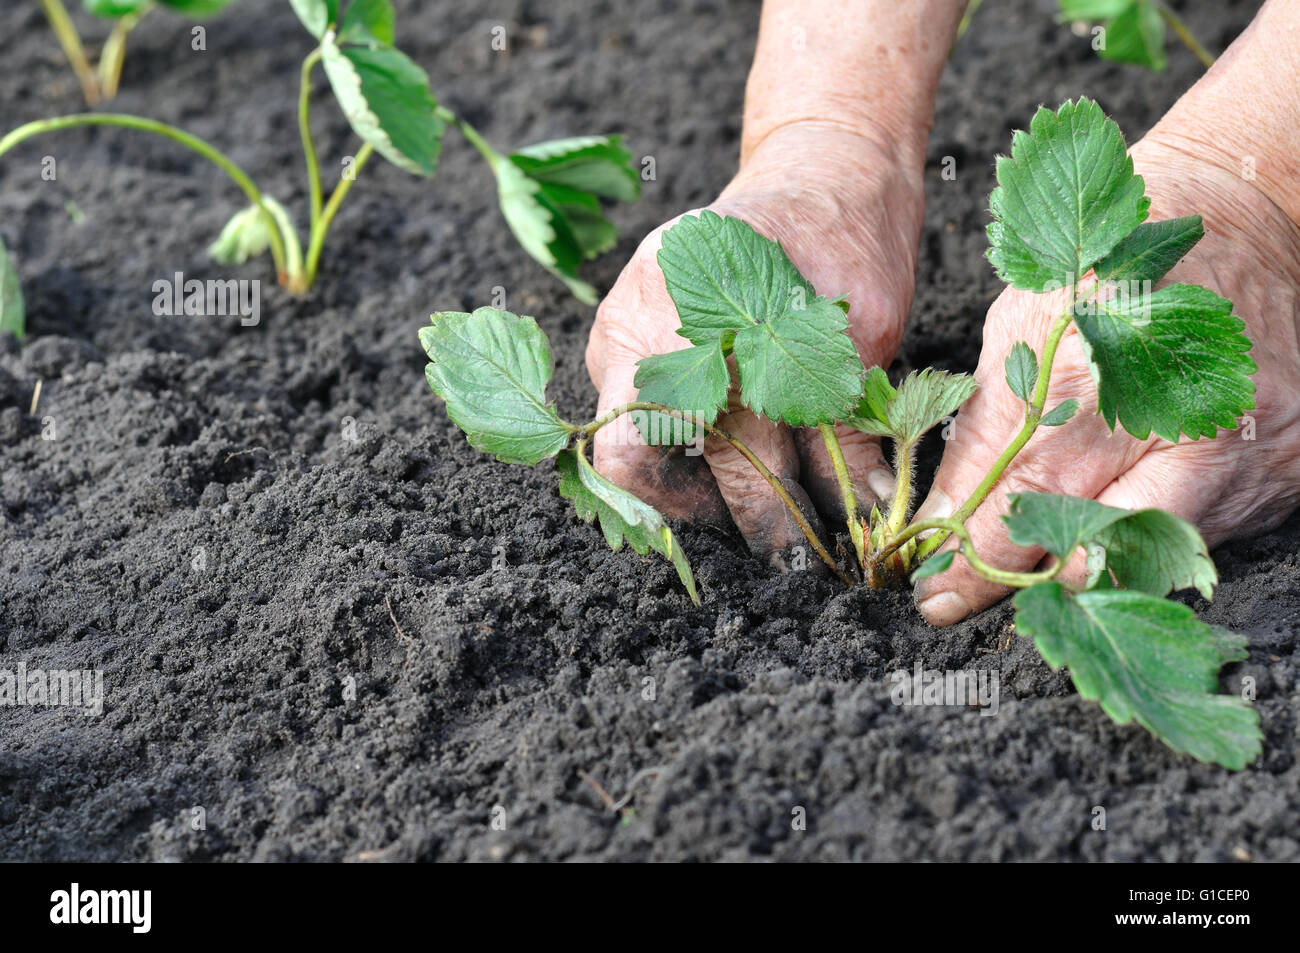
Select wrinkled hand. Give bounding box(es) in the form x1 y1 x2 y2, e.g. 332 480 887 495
585 124 924 562
914 135 1300 624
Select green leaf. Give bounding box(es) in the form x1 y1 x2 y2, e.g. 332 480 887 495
510 136 641 204
1005 341 1038 402
987 98 1149 292
633 343 729 436
857 367 896 426
1209 625 1249 667
1014 583 1260 770
288 0 337 36
1039 398 1077 426
491 137 640 304
1004 491 1216 598
657 210 815 346
0 235 25 341
337 0 394 45
1093 508 1216 599
495 161 596 304
732 299 864 426
155 0 237 14
654 212 862 425
1058 0 1132 17
911 550 955 582
419 308 572 465
1094 215 1202 284
1099 0 1167 71
321 32 444 176
557 449 699 604
207 197 293 265
85 0 150 16
1074 283 1256 442
845 368 976 445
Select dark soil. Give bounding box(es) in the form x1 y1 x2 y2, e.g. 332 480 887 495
1 0 1295 862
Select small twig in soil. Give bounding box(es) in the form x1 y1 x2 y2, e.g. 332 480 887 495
29 380 42 416
223 446 269 465
385 595 416 649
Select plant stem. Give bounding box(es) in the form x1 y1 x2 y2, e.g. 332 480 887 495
1158 2 1216 70
579 401 853 585
913 299 1077 561
819 423 865 566
0 113 290 282
38 0 100 106
302 142 374 287
952 0 984 51
886 441 913 535
441 107 499 169
298 48 324 231
879 517 1063 590
98 5 150 100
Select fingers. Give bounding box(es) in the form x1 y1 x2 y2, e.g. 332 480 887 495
793 425 894 525
703 395 825 566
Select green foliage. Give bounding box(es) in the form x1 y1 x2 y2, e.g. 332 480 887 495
288 0 337 37
319 2 445 177
1014 583 1259 769
0 235 24 340
494 136 641 304
87 0 236 17
557 449 698 604
1074 284 1255 441
846 367 977 446
1004 340 1037 403
419 308 571 466
1003 492 1216 597
1059 1 1167 71
1093 215 1202 283
208 198 292 265
643 211 862 427
419 308 696 603
988 98 1149 292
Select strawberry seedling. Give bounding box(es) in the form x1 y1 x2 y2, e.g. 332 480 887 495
39 0 237 106
1057 1 1216 70
1 0 639 338
421 98 1262 769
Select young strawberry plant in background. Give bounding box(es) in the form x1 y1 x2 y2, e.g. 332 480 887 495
39 0 237 106
421 97 1261 770
1057 1 1216 70
0 0 639 338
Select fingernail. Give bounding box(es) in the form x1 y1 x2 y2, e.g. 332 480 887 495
917 590 973 627
912 488 953 528
867 468 895 503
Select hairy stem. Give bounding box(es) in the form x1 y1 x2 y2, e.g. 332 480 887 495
0 114 290 282
38 0 100 106
298 48 325 233
1158 2 1216 70
914 297 1077 561
98 6 149 100
819 423 865 566
579 401 852 585
887 441 913 535
880 518 1063 589
303 142 375 287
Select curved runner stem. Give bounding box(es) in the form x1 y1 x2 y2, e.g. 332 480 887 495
878 517 1063 589
0 114 291 283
